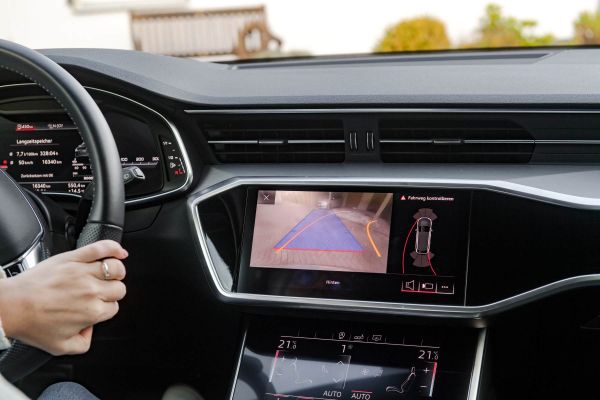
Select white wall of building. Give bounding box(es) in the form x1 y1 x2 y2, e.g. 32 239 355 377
0 0 132 49
0 0 598 55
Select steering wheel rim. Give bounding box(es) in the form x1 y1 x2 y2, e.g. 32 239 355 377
0 39 125 381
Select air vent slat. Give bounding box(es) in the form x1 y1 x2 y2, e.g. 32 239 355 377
201 118 345 163
379 118 534 163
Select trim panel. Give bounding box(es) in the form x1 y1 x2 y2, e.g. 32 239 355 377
87 87 193 205
228 327 248 400
467 329 487 400
185 107 600 115
189 176 600 318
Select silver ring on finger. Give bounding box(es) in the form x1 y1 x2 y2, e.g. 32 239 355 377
101 260 111 280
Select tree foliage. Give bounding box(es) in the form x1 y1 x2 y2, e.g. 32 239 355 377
462 4 554 48
574 10 600 44
375 16 450 52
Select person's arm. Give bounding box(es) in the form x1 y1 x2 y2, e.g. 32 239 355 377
0 268 12 352
0 240 128 356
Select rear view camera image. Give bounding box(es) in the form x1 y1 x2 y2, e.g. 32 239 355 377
249 190 393 273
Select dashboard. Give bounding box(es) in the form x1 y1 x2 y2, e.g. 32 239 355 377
3 47 600 399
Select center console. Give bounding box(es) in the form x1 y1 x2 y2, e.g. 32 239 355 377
191 177 600 400
230 318 481 400
192 180 600 400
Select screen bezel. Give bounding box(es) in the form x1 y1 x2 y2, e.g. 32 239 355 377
238 186 471 306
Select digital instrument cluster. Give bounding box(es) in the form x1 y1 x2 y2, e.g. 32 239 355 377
239 188 469 305
0 113 187 199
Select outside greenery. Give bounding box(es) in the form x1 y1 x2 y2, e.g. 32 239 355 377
376 3 600 53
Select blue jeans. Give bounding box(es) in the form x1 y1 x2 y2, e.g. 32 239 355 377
38 382 99 400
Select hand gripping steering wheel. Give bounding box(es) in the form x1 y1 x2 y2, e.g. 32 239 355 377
0 39 125 381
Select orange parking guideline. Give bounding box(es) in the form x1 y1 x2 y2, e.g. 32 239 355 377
366 220 382 258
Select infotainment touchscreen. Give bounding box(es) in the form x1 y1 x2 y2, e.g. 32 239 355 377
240 188 470 305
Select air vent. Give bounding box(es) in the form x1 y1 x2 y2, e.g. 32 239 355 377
202 118 345 163
379 118 534 163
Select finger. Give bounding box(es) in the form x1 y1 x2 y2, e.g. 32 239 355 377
88 258 126 281
63 240 128 263
80 325 93 339
67 327 93 355
96 280 127 302
94 301 120 324
53 327 93 356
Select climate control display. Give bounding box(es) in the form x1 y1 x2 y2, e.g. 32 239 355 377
232 319 477 400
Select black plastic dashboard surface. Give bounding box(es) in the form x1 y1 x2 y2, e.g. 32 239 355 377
37 47 600 106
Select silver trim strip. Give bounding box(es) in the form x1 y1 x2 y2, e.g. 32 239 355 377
467 329 487 400
381 139 600 145
433 139 462 145
209 140 256 144
367 131 375 151
194 174 600 210
0 169 44 258
1 241 44 271
463 139 533 144
185 107 600 115
381 139 433 144
535 139 600 145
289 139 345 144
189 176 600 318
208 139 345 145
258 139 285 145
0 83 193 205
228 327 248 400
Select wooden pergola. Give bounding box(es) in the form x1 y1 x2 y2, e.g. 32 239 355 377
130 5 282 58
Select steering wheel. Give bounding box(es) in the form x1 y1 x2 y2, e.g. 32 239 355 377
0 40 125 381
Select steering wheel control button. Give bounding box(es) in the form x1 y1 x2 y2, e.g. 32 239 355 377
122 166 145 185
3 264 23 277
160 135 186 181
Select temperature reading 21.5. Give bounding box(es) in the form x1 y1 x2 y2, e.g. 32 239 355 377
278 340 297 350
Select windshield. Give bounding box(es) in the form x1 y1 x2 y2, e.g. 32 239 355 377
1 0 599 60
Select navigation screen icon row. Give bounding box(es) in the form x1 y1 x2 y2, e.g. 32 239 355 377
401 279 455 295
